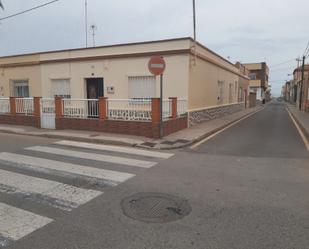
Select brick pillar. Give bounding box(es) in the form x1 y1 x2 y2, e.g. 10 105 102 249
99 97 108 121
151 98 161 123
55 96 63 119
169 97 177 120
151 98 161 138
33 97 41 117
10 97 16 115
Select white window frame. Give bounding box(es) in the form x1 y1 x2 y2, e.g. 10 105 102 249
51 78 71 99
10 80 30 97
128 76 156 100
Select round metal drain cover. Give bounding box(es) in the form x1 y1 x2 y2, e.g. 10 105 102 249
121 193 191 223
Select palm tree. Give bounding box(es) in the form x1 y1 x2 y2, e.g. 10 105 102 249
0 0 4 10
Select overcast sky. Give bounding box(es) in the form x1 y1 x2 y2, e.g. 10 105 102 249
1 0 309 96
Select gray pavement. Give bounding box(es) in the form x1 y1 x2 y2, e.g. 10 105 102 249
0 101 308 249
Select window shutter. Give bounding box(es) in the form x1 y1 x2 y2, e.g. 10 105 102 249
128 76 156 99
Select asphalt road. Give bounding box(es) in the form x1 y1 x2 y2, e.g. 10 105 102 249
0 101 308 249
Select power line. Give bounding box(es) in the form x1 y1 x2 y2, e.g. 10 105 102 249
303 40 309 56
0 0 60 21
269 58 298 68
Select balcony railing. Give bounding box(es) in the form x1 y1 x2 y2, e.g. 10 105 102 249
15 98 34 115
107 99 152 121
63 99 99 119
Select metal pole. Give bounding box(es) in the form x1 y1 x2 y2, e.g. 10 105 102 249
193 0 196 41
299 55 305 110
160 74 163 138
85 0 88 47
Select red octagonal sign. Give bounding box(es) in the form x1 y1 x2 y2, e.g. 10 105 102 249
148 56 166 76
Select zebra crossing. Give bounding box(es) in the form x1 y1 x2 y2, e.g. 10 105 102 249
0 140 174 248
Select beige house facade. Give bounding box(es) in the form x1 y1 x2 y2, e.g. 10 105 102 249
0 37 249 125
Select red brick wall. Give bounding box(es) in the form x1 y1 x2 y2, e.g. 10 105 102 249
0 115 40 128
163 116 188 137
56 116 188 138
0 114 188 138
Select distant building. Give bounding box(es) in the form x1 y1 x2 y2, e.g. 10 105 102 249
293 65 309 112
243 62 270 102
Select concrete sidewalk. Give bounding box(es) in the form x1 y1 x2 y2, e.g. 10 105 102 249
286 103 309 141
0 105 263 150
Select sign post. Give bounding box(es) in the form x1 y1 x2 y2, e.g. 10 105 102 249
148 56 166 138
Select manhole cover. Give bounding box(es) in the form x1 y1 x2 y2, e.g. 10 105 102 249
121 193 191 223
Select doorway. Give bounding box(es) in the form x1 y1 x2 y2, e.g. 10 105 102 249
86 78 104 99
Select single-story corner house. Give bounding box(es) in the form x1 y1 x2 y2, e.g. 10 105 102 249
0 37 250 137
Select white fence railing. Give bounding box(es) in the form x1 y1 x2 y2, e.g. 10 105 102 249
63 99 99 118
107 99 152 121
0 98 10 114
163 99 172 120
177 99 188 116
15 98 34 115
1 97 187 120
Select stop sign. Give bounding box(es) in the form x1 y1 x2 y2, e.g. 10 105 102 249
148 56 166 76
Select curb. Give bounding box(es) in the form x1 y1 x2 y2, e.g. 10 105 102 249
286 105 309 141
138 106 265 150
0 129 138 148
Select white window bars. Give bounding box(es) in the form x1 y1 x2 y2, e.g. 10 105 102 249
15 98 34 115
0 98 10 114
63 99 99 119
107 99 152 121
177 99 188 116
163 99 172 120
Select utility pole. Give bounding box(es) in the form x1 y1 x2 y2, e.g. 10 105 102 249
191 0 197 66
193 0 196 41
0 0 4 10
85 0 88 47
299 56 305 110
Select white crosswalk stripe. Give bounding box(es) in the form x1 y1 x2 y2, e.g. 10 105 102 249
0 203 52 246
26 146 157 168
0 152 135 184
54 140 174 159
0 141 172 247
0 169 102 211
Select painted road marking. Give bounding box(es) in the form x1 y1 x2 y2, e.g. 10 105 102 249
0 169 102 211
54 140 174 159
286 108 309 151
26 146 157 168
190 107 265 150
0 152 135 184
0 202 52 243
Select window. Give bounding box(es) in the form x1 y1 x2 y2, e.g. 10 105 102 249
51 79 71 98
239 87 243 101
128 76 156 99
217 81 224 105
229 83 234 103
249 73 257 80
11 80 29 97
